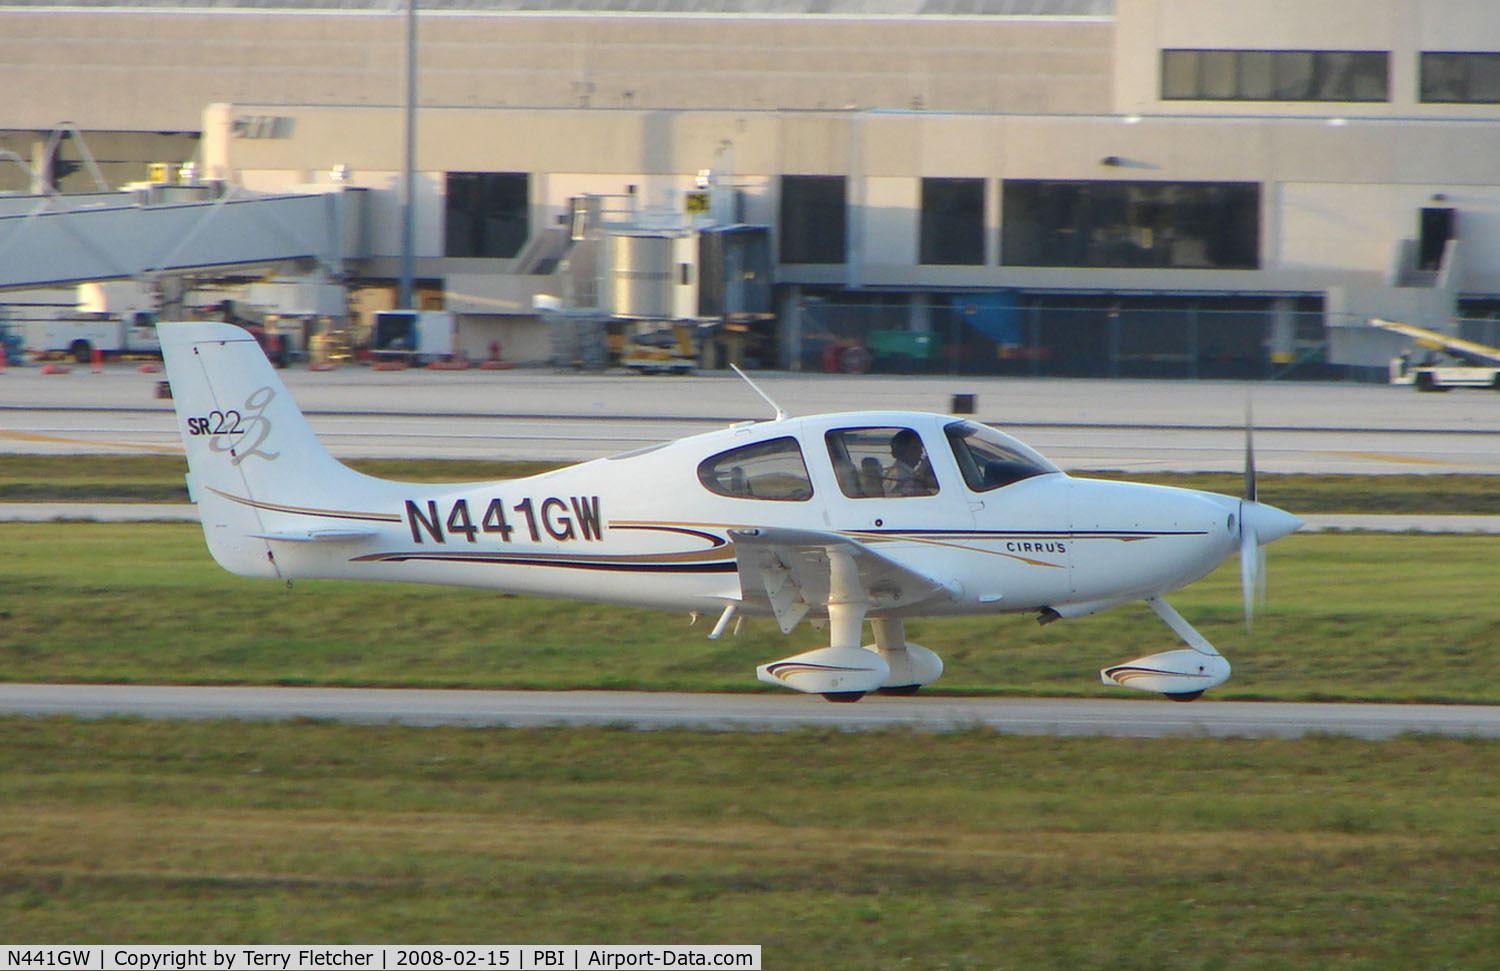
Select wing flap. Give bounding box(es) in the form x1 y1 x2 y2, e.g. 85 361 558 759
728 527 956 633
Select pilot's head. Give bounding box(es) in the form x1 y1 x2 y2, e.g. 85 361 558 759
890 429 923 463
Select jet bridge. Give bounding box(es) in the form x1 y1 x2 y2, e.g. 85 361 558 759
0 185 366 292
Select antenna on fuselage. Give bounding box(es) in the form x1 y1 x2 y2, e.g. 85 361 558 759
730 363 787 422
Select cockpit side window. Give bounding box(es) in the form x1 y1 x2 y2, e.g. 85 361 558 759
697 436 813 501
825 427 940 498
945 420 1058 492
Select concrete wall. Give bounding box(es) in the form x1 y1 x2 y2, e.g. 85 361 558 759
14 0 1500 132
1115 0 1500 117
0 9 1111 132
204 102 1500 300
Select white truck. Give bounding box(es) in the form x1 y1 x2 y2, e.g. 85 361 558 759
21 282 161 363
24 313 160 363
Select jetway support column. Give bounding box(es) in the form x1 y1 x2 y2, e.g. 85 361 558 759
28 137 49 195
1270 297 1296 371
780 285 803 371
908 292 931 333
153 276 188 322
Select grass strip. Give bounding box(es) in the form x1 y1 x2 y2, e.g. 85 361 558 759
3 523 1499 703
2 718 1498 967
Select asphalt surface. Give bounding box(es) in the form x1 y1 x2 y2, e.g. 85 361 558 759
5 363 1500 472
4 683 1499 739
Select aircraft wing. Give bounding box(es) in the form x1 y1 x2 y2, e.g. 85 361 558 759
728 527 957 633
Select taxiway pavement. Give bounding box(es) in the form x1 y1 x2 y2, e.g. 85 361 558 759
2 683 1497 739
5 364 1500 473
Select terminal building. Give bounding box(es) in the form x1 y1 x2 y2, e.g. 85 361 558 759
4 0 1500 377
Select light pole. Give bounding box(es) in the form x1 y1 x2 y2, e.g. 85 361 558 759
398 0 417 310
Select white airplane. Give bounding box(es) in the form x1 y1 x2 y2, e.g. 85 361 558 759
158 321 1302 703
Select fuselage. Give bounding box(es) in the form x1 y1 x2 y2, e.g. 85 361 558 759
265 410 1244 619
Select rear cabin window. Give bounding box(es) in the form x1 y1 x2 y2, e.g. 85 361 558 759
697 436 813 501
825 426 940 498
945 420 1057 492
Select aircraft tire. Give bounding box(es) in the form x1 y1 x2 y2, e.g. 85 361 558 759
1164 690 1205 703
821 691 867 703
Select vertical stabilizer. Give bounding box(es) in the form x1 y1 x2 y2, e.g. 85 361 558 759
157 321 381 578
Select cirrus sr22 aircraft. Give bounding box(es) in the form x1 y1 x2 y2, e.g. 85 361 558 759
159 321 1302 702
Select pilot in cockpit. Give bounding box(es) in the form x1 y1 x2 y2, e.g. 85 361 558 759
886 428 937 496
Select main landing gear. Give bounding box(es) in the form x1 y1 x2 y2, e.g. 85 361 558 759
755 550 943 702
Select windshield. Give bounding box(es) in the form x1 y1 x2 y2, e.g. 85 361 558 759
944 420 1058 492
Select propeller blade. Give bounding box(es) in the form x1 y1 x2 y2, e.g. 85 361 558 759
1239 506 1258 631
1243 399 1257 504
1234 398 1302 630
1238 499 1299 630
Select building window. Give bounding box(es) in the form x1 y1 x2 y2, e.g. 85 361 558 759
1421 52 1500 103
779 175 845 264
1162 50 1388 102
445 172 529 258
920 178 985 265
1001 180 1260 270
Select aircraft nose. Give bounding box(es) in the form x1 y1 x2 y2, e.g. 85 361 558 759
1242 501 1303 545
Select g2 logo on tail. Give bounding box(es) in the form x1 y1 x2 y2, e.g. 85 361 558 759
189 386 280 465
